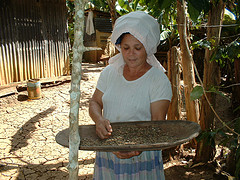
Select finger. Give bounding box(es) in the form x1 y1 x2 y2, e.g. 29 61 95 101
102 127 111 137
99 132 110 139
134 151 141 156
120 151 140 159
96 124 111 139
112 151 124 159
96 131 105 139
136 151 142 155
127 151 136 157
112 151 118 156
105 121 112 133
97 129 109 139
114 151 131 159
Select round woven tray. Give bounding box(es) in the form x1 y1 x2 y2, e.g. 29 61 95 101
56 120 201 151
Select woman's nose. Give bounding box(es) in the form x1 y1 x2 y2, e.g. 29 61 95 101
128 48 135 55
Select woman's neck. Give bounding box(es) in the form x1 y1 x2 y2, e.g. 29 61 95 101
123 63 151 81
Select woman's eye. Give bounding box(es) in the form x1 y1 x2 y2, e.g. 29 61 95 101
135 47 142 50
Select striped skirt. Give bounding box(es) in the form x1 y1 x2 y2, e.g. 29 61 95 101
93 151 165 180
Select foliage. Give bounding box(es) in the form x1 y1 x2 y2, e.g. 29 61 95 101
190 10 240 71
143 0 209 22
190 39 212 50
187 0 209 22
190 85 230 102
196 117 240 178
117 0 147 15
213 5 240 69
192 84 239 177
214 39 240 68
87 0 109 12
190 35 240 69
196 130 217 148
190 86 204 101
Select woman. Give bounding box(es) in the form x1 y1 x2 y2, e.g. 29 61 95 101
89 11 172 179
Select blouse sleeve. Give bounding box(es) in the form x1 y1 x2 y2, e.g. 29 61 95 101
96 65 111 93
150 71 172 103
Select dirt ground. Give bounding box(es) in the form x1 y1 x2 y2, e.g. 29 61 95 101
0 63 234 179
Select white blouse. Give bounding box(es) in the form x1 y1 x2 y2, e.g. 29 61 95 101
96 65 172 123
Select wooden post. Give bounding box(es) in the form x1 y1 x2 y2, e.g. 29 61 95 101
167 46 182 120
67 0 84 179
177 0 199 123
68 0 102 179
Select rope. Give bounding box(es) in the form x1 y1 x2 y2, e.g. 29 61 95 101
171 23 240 28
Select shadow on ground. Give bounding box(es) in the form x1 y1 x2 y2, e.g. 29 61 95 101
10 106 57 153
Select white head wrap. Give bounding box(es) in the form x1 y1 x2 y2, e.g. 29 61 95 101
108 11 165 73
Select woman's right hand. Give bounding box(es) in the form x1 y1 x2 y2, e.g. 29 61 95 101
95 118 112 139
89 89 112 139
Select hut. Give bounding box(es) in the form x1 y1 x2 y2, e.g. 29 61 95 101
0 0 69 86
83 9 113 63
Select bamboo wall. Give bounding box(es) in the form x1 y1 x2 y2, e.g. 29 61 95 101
0 0 69 86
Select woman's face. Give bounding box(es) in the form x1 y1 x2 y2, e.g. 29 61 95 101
120 34 147 68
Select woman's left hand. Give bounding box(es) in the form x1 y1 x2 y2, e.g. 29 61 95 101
112 151 142 159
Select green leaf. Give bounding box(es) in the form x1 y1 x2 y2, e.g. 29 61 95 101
157 0 175 9
210 138 216 147
217 130 227 137
132 0 140 10
187 0 210 13
227 40 240 59
160 30 171 41
211 39 240 66
188 1 200 22
190 86 203 100
118 0 132 12
196 131 207 142
234 106 240 113
190 39 211 50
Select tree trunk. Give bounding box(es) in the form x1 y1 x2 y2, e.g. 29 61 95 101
177 0 199 123
67 0 85 179
195 0 225 163
106 0 118 27
167 46 182 120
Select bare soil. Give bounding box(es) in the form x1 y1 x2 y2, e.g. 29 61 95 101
0 63 235 179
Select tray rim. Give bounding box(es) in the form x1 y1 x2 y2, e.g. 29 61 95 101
55 120 201 151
